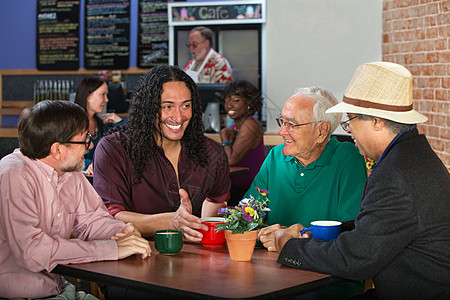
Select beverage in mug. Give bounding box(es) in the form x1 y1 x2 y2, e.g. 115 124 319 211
301 221 342 241
155 230 183 255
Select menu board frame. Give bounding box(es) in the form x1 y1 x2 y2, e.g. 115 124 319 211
137 1 169 69
84 0 131 70
168 0 265 26
36 0 80 70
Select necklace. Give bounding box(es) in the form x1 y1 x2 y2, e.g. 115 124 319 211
90 127 99 140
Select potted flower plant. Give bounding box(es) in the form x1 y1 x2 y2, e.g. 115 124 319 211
216 187 270 261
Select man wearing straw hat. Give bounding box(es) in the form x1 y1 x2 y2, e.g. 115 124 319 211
274 62 450 299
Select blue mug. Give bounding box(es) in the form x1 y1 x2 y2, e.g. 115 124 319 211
300 221 342 241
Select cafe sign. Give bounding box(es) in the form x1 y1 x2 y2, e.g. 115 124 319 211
168 0 265 26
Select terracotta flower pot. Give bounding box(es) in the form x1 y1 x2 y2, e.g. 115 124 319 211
225 230 259 261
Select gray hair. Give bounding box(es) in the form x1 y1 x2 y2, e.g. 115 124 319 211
294 87 342 136
356 114 415 134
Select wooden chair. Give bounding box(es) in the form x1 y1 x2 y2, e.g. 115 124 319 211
364 278 374 291
90 282 105 300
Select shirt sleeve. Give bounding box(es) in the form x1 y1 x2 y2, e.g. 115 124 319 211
183 60 194 71
72 177 128 241
208 54 233 84
0 169 122 274
93 135 131 215
277 170 417 280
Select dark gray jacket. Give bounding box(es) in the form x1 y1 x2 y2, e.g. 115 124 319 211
278 128 450 299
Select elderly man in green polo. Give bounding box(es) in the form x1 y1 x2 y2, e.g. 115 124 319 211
249 86 367 299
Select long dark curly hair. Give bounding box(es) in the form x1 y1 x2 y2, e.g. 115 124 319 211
113 65 207 180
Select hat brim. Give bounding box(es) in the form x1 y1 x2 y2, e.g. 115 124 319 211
326 102 428 124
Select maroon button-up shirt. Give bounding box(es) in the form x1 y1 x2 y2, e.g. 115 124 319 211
94 132 230 216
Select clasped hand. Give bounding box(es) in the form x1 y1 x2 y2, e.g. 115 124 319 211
101 113 122 124
258 223 308 252
172 189 208 242
112 224 152 259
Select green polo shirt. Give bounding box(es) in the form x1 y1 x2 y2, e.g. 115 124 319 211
245 137 366 227
245 137 367 300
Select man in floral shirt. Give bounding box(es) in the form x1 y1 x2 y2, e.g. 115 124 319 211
183 26 233 84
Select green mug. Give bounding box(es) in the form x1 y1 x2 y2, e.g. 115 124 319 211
155 230 183 255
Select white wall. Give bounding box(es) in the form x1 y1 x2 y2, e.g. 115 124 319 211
264 0 382 133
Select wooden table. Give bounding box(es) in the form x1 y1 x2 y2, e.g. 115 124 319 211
53 242 342 299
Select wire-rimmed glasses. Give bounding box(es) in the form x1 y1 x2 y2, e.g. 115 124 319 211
276 116 318 132
185 39 206 48
340 116 357 132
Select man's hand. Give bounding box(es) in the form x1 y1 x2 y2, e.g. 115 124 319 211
274 224 305 253
172 189 208 242
258 224 285 252
115 232 151 259
112 223 142 240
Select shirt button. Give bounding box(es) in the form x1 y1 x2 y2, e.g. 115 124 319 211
172 183 177 188
57 212 61 217
300 173 304 176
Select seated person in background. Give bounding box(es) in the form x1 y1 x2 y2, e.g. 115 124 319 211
275 62 450 299
94 65 231 242
220 80 265 205
183 26 233 83
253 87 367 299
75 75 124 175
0 100 151 299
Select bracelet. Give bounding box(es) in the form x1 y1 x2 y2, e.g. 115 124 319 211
222 141 232 146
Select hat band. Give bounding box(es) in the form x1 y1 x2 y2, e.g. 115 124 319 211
343 96 413 112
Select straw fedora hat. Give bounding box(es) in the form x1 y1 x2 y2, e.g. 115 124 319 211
326 61 427 124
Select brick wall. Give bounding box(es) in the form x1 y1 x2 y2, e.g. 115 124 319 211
382 0 449 171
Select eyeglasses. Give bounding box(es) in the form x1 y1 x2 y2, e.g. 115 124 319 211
276 116 318 132
185 39 206 48
340 116 357 132
62 133 93 150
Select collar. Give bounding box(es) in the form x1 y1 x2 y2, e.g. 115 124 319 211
32 155 71 185
283 137 338 168
373 125 417 169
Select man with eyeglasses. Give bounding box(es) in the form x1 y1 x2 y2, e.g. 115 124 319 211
251 87 367 299
275 62 450 299
183 26 233 83
0 100 151 299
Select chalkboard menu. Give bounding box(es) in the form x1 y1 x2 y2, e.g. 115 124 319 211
85 0 130 69
36 0 80 70
137 1 169 68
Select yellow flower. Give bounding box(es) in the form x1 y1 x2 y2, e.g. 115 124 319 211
244 206 255 216
256 186 267 196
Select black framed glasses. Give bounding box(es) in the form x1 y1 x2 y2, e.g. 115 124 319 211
63 133 93 150
340 116 357 132
276 116 318 132
185 39 206 48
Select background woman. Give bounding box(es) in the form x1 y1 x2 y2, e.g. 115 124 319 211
75 75 123 175
220 80 265 205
